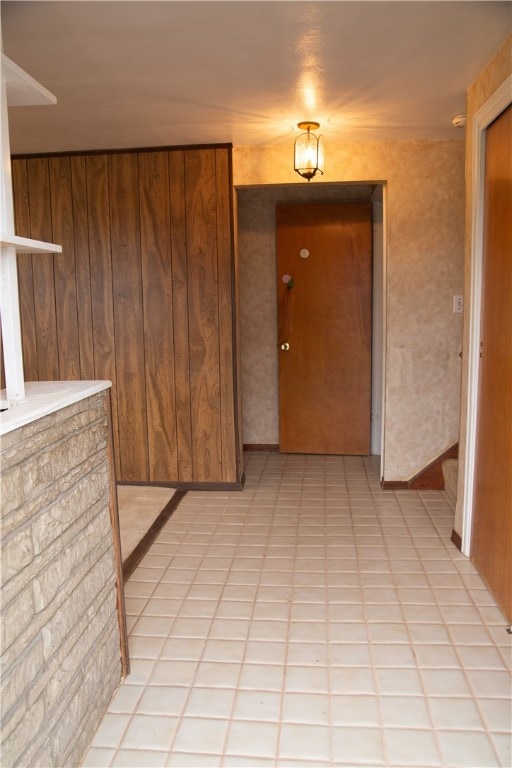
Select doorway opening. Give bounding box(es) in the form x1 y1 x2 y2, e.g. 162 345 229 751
236 182 386 475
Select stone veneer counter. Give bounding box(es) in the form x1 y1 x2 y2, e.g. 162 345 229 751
0 381 123 767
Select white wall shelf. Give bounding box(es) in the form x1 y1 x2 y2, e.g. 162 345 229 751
1 234 62 253
2 53 57 107
1 52 60 407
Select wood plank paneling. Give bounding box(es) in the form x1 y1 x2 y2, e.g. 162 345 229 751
49 157 81 379
215 148 238 482
26 158 59 380
11 159 38 381
108 153 148 481
139 151 178 481
70 156 95 379
185 149 222 482
11 145 241 487
85 154 120 477
170 151 193 482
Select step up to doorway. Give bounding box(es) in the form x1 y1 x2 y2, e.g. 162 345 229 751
381 443 459 491
442 458 459 501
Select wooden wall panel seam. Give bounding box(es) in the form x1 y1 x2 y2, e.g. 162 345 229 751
186 149 223 482
12 159 38 382
27 157 59 380
49 156 81 380
108 153 149 481
70 155 95 379
170 150 193 482
85 154 121 477
215 148 237 482
138 150 178 481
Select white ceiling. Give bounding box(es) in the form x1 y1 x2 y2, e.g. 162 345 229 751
2 1 511 154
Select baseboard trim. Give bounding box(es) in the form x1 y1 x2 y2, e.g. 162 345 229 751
243 444 280 452
118 479 245 491
381 480 409 490
123 490 187 581
381 443 458 491
169 479 245 491
451 529 462 551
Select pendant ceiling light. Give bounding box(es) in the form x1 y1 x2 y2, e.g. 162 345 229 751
294 121 324 181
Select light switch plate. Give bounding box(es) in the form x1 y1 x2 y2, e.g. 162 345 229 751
453 295 464 314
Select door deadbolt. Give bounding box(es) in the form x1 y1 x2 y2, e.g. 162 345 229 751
281 342 290 351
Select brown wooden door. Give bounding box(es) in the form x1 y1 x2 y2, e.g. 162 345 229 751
276 202 372 455
470 103 512 624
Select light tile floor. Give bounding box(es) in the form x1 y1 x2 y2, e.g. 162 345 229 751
83 453 511 768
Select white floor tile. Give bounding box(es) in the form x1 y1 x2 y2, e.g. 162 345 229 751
137 686 189 716
383 727 442 766
437 730 501 767
282 691 330 724
225 720 279 757
172 717 228 754
331 726 385 765
121 714 178 751
428 696 486 730
279 723 331 761
184 687 235 719
330 694 380 726
379 695 432 728
231 690 281 722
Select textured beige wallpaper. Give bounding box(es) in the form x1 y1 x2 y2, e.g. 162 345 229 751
234 140 465 481
454 35 512 536
237 193 280 445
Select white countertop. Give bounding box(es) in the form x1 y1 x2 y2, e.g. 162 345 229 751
0 381 112 435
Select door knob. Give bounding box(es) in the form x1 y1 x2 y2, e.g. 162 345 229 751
281 342 290 351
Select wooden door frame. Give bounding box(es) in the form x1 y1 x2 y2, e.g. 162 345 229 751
461 74 512 556
234 181 387 476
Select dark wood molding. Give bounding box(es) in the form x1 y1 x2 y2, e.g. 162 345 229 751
380 480 409 490
12 142 233 161
451 529 462 551
117 480 182 489
162 479 245 491
243 444 280 452
381 443 458 491
118 478 245 492
123 490 187 581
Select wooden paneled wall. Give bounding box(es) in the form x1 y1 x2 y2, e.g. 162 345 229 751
11 146 242 486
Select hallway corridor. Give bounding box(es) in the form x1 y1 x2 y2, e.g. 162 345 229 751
83 452 511 767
